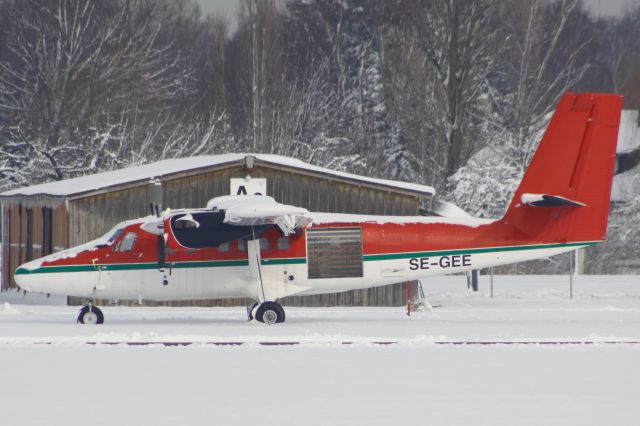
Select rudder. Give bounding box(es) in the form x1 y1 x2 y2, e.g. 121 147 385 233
503 92 623 244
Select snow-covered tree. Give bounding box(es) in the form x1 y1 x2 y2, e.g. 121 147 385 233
382 125 420 182
0 0 233 190
448 0 592 218
447 145 522 219
417 0 497 178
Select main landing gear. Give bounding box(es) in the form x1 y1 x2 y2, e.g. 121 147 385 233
77 304 104 324
248 301 286 324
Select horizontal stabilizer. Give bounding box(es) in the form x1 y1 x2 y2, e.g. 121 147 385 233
521 193 586 207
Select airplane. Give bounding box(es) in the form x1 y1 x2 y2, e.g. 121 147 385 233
13 92 622 325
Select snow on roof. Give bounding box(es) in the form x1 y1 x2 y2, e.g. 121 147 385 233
310 212 493 227
0 153 435 198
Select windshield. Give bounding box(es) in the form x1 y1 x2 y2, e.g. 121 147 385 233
108 228 124 243
99 223 125 244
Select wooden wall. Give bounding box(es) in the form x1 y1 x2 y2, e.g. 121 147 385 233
68 186 149 247
7 164 424 306
1 202 66 290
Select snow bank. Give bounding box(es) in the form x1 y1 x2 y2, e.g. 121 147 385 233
0 302 19 314
1 274 639 426
431 199 472 217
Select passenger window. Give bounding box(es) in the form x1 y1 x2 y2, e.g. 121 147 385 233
218 242 230 252
118 232 137 252
277 237 290 250
237 239 269 251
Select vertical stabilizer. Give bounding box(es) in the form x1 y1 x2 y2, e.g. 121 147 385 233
502 92 623 244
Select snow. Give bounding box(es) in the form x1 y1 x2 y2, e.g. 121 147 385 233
431 199 472 217
1 301 19 314
311 211 494 227
611 166 640 202
611 109 640 202
1 275 639 425
0 153 435 198
617 110 640 153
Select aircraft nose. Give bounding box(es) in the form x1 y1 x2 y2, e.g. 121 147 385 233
14 259 45 292
13 271 29 291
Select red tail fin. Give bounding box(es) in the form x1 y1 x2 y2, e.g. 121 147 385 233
503 92 623 244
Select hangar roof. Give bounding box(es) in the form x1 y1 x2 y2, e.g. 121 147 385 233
0 153 435 199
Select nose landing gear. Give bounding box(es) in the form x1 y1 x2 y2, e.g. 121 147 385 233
77 304 104 324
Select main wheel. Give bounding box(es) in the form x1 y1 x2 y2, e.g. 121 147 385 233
254 301 285 324
77 305 104 324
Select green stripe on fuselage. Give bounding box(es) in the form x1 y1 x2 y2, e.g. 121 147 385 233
15 257 307 275
15 241 597 275
362 241 598 262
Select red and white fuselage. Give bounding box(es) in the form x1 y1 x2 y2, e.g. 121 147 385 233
13 92 624 322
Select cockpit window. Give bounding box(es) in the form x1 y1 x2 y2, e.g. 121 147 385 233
108 228 124 243
117 232 137 252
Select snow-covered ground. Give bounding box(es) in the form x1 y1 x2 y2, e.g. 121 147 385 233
1 275 639 425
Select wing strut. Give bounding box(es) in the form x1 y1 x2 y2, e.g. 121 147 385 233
250 226 267 303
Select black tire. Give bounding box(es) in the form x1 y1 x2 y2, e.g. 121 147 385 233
77 305 104 324
255 301 285 324
247 301 259 321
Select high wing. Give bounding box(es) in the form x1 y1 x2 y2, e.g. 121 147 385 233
207 195 312 236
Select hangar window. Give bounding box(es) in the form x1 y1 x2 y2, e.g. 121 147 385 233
237 239 246 251
218 242 230 252
260 238 269 251
118 232 137 252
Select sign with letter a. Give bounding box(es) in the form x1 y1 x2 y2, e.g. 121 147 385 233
230 177 267 196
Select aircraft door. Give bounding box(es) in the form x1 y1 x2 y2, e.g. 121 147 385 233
272 234 304 288
101 231 142 299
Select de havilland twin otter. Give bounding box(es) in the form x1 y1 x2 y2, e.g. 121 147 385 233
14 92 623 324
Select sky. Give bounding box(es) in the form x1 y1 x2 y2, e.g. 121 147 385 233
195 0 239 20
582 0 637 16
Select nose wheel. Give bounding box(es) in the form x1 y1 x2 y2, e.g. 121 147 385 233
253 301 285 324
77 305 104 324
